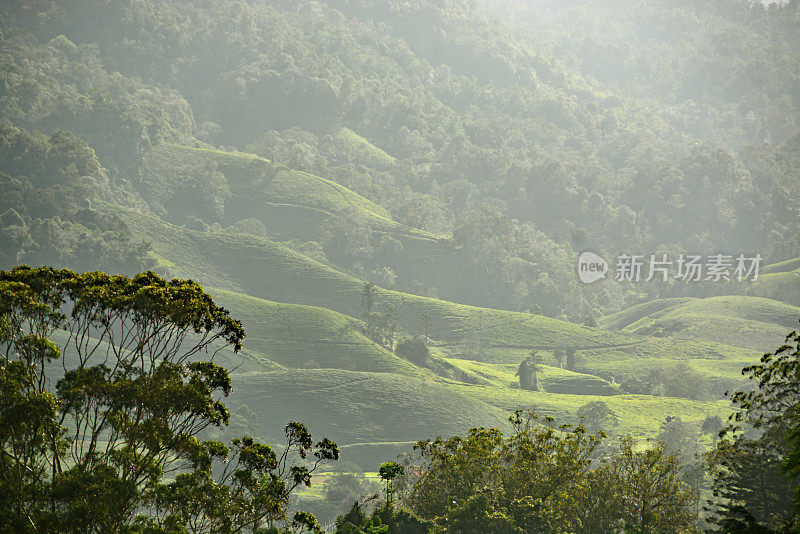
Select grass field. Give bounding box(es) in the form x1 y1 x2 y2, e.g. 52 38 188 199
91 201 799 468
207 288 432 377
139 143 440 242
747 258 800 308
599 295 799 351
328 127 397 170
221 369 511 447
104 202 636 354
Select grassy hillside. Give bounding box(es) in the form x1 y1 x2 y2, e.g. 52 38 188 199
90 202 796 469
599 295 800 351
443 358 620 396
214 366 731 468
102 202 636 355
590 296 800 396
748 258 800 308
139 143 440 242
207 288 432 378
328 127 396 170
221 369 511 448
446 382 731 441
105 202 777 396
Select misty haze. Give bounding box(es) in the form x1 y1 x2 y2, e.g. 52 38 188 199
0 1 799 532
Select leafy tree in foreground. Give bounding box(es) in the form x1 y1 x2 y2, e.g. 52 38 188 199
402 411 696 533
707 320 800 532
333 498 434 534
0 266 336 533
588 437 694 533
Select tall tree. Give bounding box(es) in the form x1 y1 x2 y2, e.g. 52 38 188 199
516 359 532 390
378 461 404 507
0 266 337 533
708 320 800 531
361 282 378 316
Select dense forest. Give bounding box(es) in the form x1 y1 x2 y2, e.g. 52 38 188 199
2 0 798 318
1 0 800 532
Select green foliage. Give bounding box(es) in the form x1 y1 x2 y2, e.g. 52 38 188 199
6 0 797 318
0 267 239 531
657 417 701 461
378 462 404 506
590 437 695 533
0 6 798 528
707 320 800 531
394 337 430 368
146 428 337 533
0 125 151 273
515 352 543 391
0 266 335 533
364 305 399 351
0 28 192 172
404 411 695 533
624 363 710 401
334 503 434 534
576 401 618 433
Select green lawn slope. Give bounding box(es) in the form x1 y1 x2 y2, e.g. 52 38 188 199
443 358 620 396
748 258 800 308
444 381 730 439
93 202 788 468
328 127 396 170
105 202 772 399
138 143 439 242
102 202 636 356
599 295 800 351
222 369 510 449
207 288 432 378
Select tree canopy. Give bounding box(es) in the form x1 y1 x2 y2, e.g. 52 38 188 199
0 266 336 533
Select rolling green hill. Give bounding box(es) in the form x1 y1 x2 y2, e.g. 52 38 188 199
443 358 620 396
748 258 800 308
445 382 731 441
207 288 432 378
328 127 397 170
103 201 784 398
599 295 800 351
221 369 511 448
93 200 784 467
138 143 440 242
101 201 637 356
2 0 799 527
213 366 731 469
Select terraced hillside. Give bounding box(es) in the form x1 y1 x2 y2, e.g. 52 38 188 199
213 366 733 470
89 199 800 468
138 143 440 242
88 189 799 471
108 201 780 368
207 288 432 378
224 369 510 446
749 258 800 307
103 201 635 356
598 295 800 351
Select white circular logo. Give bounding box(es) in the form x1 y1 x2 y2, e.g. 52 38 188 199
577 251 608 284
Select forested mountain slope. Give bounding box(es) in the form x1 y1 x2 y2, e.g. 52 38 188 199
1 0 798 470
2 0 798 317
